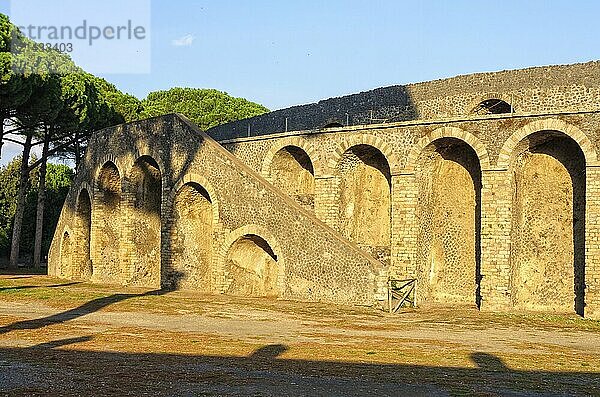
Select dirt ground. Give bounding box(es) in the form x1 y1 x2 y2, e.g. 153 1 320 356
0 275 599 396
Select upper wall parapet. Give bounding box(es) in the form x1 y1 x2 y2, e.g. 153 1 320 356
207 61 600 141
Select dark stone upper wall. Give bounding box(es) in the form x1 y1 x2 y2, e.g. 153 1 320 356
207 61 600 141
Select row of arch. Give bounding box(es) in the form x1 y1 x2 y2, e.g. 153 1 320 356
60 157 285 298
58 118 596 315
261 119 593 315
263 119 597 177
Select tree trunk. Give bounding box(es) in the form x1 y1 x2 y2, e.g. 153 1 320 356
33 130 50 269
0 115 5 160
9 133 33 269
74 135 81 173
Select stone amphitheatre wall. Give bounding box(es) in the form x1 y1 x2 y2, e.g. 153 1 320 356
48 114 385 305
48 62 600 319
208 61 600 140
219 111 600 318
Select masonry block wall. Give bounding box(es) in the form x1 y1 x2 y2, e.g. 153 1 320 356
49 62 600 318
585 166 600 319
208 61 600 140
218 111 600 318
48 114 384 305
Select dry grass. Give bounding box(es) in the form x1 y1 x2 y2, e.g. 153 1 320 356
0 275 599 396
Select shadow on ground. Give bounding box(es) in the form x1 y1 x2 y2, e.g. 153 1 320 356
0 338 597 396
0 288 166 335
0 279 598 396
0 281 81 292
0 272 185 335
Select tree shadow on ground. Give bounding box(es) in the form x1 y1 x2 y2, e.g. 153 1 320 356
0 340 598 396
0 272 185 335
0 268 47 275
0 281 81 292
0 288 167 335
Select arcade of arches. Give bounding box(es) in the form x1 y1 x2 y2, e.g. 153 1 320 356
51 111 600 319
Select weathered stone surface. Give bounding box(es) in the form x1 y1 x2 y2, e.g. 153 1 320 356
49 62 600 318
415 139 481 305
48 115 382 305
208 61 600 140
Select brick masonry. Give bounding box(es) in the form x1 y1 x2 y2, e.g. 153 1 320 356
49 115 384 305
49 62 600 318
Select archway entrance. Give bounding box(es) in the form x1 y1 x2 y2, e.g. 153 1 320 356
269 146 315 210
128 156 162 287
416 138 482 306
510 131 585 315
73 189 92 279
93 162 121 283
473 99 513 115
168 182 213 291
224 234 279 297
337 144 391 264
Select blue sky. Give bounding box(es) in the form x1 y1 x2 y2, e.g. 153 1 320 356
96 0 600 109
1 0 600 162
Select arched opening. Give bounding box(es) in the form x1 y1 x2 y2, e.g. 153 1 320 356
269 146 315 210
416 138 482 306
60 231 72 277
168 182 213 291
93 162 122 283
337 144 391 264
224 234 279 297
128 156 162 287
473 99 513 115
73 189 92 279
509 131 585 315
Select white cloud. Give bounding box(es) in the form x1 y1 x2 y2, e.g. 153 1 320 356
0 140 42 167
171 34 195 47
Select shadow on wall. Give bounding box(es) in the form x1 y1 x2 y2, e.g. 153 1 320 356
55 116 208 290
509 131 586 316
416 138 482 308
1 340 598 395
205 86 420 140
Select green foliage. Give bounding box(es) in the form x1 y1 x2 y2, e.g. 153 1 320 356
41 164 73 256
0 13 269 265
141 88 269 130
0 156 35 258
0 15 33 120
91 76 144 123
0 13 11 53
0 157 72 260
1 13 138 135
0 158 21 252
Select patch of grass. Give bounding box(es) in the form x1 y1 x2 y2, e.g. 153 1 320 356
493 311 600 331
